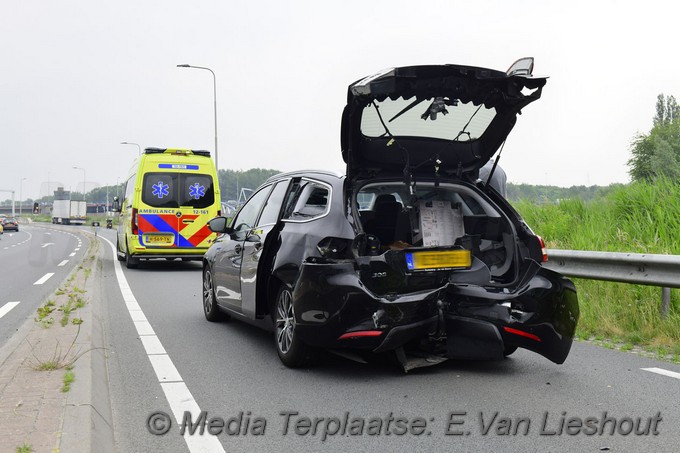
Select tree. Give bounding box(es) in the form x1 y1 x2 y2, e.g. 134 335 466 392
628 93 680 181
653 94 680 126
218 168 281 202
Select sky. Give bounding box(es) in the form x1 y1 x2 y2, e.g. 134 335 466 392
2 0 679 201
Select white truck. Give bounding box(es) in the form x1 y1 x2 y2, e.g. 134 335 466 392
52 200 87 225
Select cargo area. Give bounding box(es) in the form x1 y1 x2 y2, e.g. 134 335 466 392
355 181 517 286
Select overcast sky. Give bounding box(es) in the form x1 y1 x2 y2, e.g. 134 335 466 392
2 0 678 200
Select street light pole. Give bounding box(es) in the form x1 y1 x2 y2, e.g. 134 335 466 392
73 167 86 201
121 141 141 155
19 177 26 215
176 64 219 170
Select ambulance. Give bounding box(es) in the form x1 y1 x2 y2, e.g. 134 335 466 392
114 147 221 268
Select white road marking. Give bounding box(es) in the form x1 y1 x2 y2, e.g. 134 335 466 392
69 252 76 257
642 367 680 380
74 248 80 251
140 336 166 355
99 236 225 453
41 243 55 248
0 302 20 319
58 260 69 267
34 273 55 285
148 355 183 382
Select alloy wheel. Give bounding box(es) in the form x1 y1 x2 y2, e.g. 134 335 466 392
203 269 214 314
275 289 295 354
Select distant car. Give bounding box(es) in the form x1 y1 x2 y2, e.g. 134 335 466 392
2 217 18 232
202 58 579 369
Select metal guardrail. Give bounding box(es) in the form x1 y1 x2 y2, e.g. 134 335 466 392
543 249 678 318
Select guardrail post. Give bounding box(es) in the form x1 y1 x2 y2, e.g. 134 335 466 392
661 287 671 319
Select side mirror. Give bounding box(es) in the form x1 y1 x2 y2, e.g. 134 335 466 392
112 196 121 213
207 216 233 234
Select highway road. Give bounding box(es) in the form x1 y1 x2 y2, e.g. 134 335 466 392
0 224 88 349
4 224 674 452
79 228 680 453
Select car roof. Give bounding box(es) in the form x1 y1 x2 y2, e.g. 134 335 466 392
264 169 344 184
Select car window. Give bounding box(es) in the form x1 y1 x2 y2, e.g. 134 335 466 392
231 185 271 233
124 173 136 206
257 180 289 226
282 180 330 221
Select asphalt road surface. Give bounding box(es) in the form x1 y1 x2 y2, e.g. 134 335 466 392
89 227 680 453
0 224 88 349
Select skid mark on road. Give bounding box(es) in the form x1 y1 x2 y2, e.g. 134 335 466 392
99 236 225 453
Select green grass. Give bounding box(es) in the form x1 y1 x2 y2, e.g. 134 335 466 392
513 177 680 352
62 370 75 392
16 444 32 453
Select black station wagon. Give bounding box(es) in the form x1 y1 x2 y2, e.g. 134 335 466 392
202 58 579 370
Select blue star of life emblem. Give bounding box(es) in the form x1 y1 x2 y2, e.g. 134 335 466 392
189 183 206 199
152 181 170 199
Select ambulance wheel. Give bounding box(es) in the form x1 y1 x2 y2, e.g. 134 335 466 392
125 242 139 269
116 239 125 261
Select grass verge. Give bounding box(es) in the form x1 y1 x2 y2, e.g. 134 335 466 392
513 178 680 358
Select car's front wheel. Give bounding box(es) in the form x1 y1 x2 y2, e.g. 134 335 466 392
203 267 228 322
273 286 316 368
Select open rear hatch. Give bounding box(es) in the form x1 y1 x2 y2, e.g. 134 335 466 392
341 57 547 183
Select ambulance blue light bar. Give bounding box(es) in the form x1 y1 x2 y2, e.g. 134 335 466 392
158 164 199 170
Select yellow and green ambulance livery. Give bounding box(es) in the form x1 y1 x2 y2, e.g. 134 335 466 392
115 148 221 268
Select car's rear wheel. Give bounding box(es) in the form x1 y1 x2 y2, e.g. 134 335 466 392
203 267 228 322
273 286 316 368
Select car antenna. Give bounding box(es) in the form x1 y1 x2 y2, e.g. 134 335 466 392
485 139 506 192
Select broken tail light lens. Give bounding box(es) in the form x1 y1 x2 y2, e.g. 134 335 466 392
537 235 548 262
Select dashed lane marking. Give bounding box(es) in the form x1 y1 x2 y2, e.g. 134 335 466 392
58 260 69 267
642 367 680 380
0 302 20 320
33 273 55 285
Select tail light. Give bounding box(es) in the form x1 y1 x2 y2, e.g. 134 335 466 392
317 237 351 259
338 330 383 340
537 235 548 262
503 326 542 342
131 208 139 235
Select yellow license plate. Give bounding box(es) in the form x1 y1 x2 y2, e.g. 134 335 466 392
144 234 174 245
405 250 471 271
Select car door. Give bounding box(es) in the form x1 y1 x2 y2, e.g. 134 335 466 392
212 185 272 314
240 179 291 318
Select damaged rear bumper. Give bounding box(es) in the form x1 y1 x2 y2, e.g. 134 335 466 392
292 260 579 364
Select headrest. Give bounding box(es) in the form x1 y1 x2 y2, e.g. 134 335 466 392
374 194 397 205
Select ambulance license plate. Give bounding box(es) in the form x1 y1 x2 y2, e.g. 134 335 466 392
144 234 174 245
